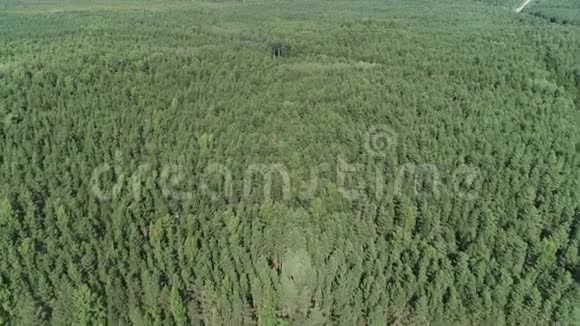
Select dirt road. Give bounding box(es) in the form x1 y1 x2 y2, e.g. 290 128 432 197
515 0 533 13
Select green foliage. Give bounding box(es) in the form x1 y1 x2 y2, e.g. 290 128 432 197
271 40 291 58
170 284 187 326
0 278 12 325
0 0 578 325
279 249 316 322
72 285 106 326
528 0 580 25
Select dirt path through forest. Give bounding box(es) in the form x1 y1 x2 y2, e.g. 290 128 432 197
515 0 533 13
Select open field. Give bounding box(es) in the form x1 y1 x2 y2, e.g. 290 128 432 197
527 0 580 25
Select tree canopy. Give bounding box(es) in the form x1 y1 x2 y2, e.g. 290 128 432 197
0 0 578 324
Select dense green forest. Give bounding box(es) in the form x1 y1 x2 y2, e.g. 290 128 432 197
0 0 579 324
